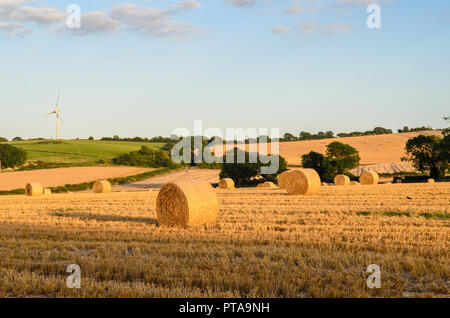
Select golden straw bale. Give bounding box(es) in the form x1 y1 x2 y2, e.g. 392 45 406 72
156 181 219 227
43 188 52 195
359 171 379 185
93 180 112 193
427 179 435 184
285 169 321 195
334 174 350 186
218 178 235 189
350 181 361 186
25 183 43 196
322 182 328 186
277 171 291 189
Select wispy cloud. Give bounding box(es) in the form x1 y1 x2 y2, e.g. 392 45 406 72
298 20 353 34
284 2 306 15
0 20 30 36
13 6 66 24
223 0 257 7
171 0 202 10
0 1 204 38
110 3 203 37
66 11 119 36
272 25 292 34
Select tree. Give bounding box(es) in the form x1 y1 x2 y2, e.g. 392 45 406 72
0 137 8 142
88 136 94 140
0 144 28 169
299 131 312 141
402 135 447 179
12 137 23 142
301 151 334 180
220 149 287 187
113 135 120 141
373 127 393 135
283 133 297 141
325 141 360 174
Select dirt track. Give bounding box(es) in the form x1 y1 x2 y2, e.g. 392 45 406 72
0 167 152 191
113 168 220 191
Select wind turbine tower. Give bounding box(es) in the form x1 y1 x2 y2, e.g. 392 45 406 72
45 93 62 140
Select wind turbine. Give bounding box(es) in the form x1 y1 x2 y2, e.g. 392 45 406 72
44 93 62 140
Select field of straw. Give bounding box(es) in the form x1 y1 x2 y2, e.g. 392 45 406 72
0 167 153 191
0 183 448 298
213 131 442 167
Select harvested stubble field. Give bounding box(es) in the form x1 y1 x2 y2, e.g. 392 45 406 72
0 183 448 297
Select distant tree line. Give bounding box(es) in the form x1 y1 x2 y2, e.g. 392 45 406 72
280 126 437 142
397 126 433 133
99 135 176 143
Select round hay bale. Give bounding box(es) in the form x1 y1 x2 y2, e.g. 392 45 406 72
359 171 379 185
322 182 328 186
218 178 235 189
334 174 350 186
427 178 435 184
262 181 277 188
93 180 111 193
25 183 43 196
277 171 291 189
156 181 219 227
43 188 52 195
285 169 321 195
350 181 361 186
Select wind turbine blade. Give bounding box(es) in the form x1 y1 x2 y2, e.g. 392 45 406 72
56 93 60 108
44 112 55 117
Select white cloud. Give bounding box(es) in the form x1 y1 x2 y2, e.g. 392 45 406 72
223 0 257 8
0 21 30 36
13 6 66 24
67 11 120 36
0 0 32 18
272 26 292 34
110 3 203 37
171 0 202 10
298 21 353 34
284 2 305 15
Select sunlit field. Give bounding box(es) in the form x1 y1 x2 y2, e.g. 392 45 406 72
0 183 448 298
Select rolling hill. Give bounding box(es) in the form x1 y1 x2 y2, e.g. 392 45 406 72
6 140 164 165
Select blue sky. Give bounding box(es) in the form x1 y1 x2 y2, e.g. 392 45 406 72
0 0 449 140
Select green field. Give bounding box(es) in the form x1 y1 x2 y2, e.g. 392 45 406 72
7 140 164 165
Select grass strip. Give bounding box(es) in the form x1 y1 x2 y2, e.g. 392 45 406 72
356 211 449 220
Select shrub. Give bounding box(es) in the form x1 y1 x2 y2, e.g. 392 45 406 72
88 136 94 140
12 137 23 142
0 144 28 169
112 145 176 168
0 137 8 142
